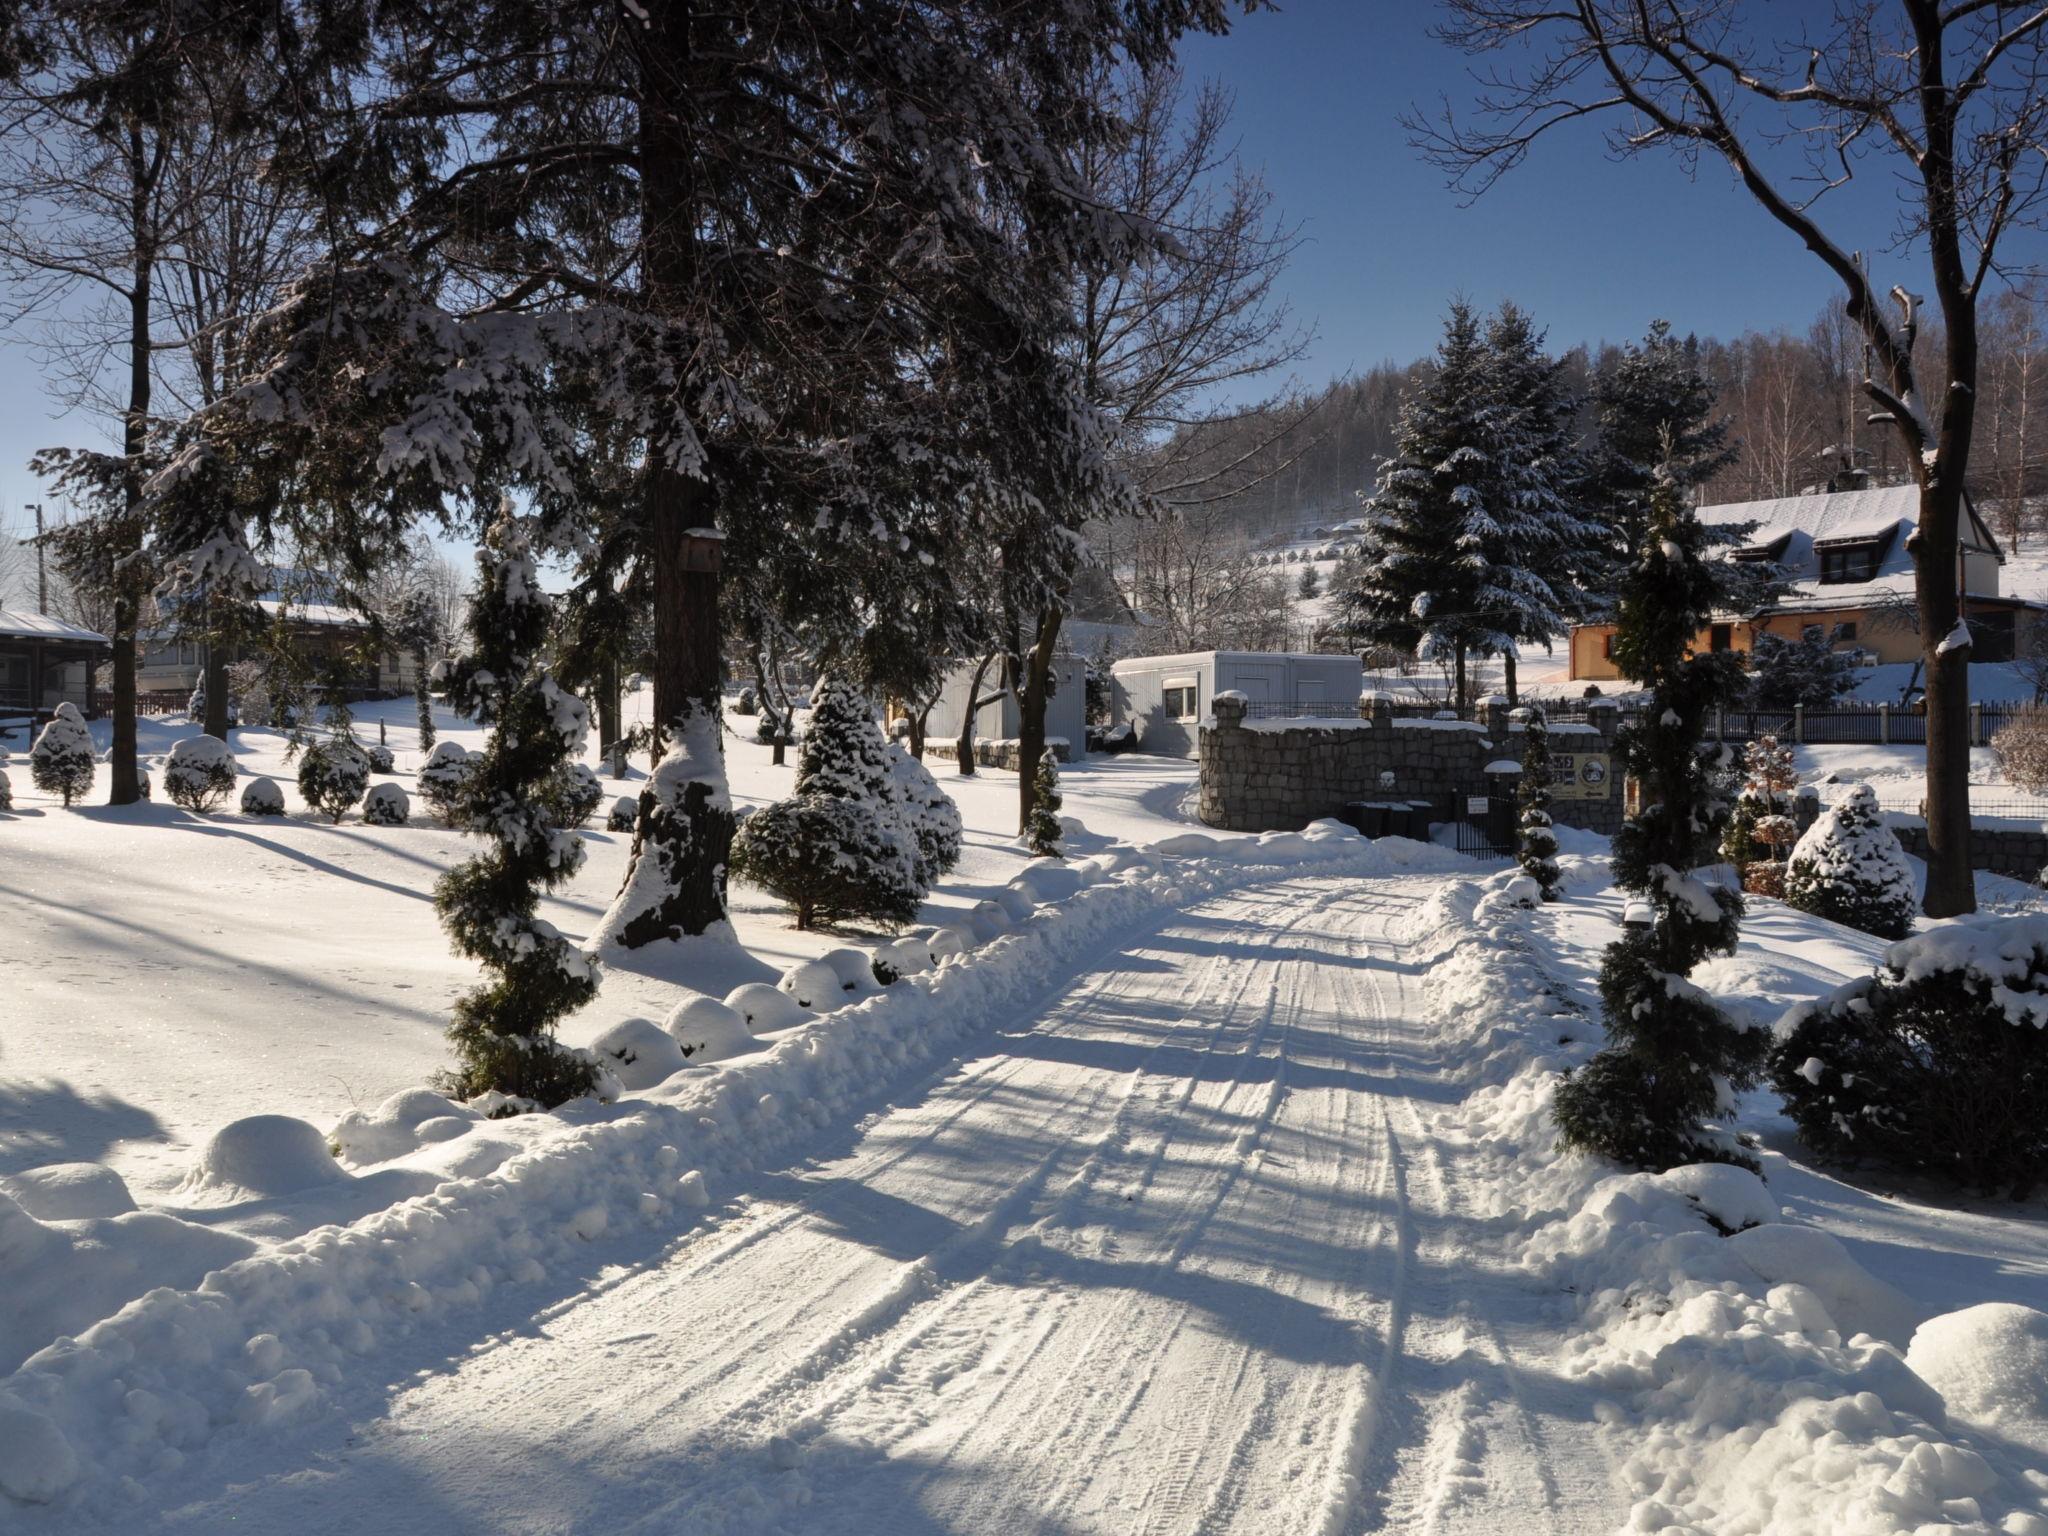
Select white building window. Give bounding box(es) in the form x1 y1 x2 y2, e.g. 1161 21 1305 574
1161 678 1199 721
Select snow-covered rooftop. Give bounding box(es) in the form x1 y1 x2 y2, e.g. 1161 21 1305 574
1111 650 1361 671
0 609 110 645
1696 484 1937 550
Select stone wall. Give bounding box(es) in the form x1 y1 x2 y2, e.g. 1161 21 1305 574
1198 694 1625 836
924 736 1075 771
1884 816 2048 881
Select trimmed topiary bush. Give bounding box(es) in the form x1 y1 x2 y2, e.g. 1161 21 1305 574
30 702 95 806
163 735 238 812
1772 916 2048 1197
1026 748 1063 858
241 776 285 816
0 766 12 811
363 782 411 826
730 794 922 931
364 742 396 773
884 743 962 887
416 740 473 826
297 740 369 822
1784 783 1915 940
543 761 603 828
606 794 638 833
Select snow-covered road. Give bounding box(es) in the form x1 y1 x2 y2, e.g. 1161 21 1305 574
135 876 1626 1535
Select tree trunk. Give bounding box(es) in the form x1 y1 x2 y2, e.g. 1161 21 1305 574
599 5 735 947
1502 649 1518 707
596 657 620 760
1918 480 1974 917
108 220 152 805
202 621 229 740
1017 608 1062 835
1453 640 1468 716
956 652 996 775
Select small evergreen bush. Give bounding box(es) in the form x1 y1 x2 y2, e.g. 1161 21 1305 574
241 776 285 816
1514 710 1561 900
606 794 638 832
1772 916 2048 1197
364 742 396 773
1027 749 1063 858
1783 784 1915 940
30 702 95 806
163 735 238 812
731 794 922 930
297 740 370 822
416 741 473 826
0 767 12 811
543 761 603 827
363 782 411 826
885 742 962 886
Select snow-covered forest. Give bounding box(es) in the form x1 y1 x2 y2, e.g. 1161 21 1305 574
2 3 2047 1533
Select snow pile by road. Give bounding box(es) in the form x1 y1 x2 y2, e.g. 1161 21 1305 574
1402 863 2048 1536
0 823 1460 1513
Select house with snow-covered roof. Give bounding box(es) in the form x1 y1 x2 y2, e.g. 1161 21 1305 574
1566 482 2036 681
137 571 421 699
0 608 111 726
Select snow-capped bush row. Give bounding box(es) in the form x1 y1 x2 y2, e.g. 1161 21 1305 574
0 821 1461 1512
1400 865 2048 1536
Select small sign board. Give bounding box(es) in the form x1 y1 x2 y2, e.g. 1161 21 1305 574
1465 796 1489 817
1551 752 1612 801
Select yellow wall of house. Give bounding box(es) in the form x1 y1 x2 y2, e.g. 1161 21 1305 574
1570 602 2035 680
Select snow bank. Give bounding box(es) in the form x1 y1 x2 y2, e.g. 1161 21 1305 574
0 1165 137 1221
1908 1304 2048 1454
0 823 1469 1514
1401 863 2048 1536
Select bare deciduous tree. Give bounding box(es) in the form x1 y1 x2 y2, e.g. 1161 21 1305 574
1411 0 2048 918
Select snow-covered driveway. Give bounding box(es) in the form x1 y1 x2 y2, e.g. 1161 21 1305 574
142 876 1624 1535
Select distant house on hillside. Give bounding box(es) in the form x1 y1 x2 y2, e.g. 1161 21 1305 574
1567 483 2037 681
0 609 111 723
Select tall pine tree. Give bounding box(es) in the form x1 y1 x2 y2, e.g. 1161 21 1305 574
1553 471 1764 1171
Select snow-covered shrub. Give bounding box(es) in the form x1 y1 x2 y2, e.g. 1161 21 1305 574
722 982 807 1033
664 996 757 1063
29 703 94 806
1514 711 1560 900
731 794 920 931
416 740 473 826
542 761 602 827
778 959 843 1010
297 740 369 822
1747 628 1857 709
362 782 410 826
1783 784 1915 940
1991 705 2048 794
1026 748 1063 858
884 743 961 886
364 742 396 773
1721 734 1798 896
0 768 11 812
240 776 285 816
433 508 602 1107
162 735 237 812
733 685 756 716
588 1016 686 1090
1771 915 2048 1196
605 794 637 832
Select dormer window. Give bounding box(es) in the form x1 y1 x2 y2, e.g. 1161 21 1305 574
1817 541 1883 584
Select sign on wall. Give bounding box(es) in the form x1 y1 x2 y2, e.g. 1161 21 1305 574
1551 751 1612 801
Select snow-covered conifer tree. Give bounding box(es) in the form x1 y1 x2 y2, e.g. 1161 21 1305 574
1722 733 1798 892
1027 750 1064 858
434 506 601 1107
885 743 963 888
163 735 237 812
1784 784 1916 940
417 741 472 826
297 740 368 823
30 703 96 807
1553 471 1764 1171
1515 711 1561 900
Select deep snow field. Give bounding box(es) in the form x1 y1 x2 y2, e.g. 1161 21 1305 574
1 690 2045 1532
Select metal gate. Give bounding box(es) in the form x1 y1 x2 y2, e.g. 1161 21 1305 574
1444 784 1516 857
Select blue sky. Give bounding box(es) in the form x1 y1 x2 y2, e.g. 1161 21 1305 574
0 1 2036 551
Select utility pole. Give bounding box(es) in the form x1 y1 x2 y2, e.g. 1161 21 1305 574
27 502 46 613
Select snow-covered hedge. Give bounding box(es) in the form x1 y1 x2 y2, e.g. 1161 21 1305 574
162 735 237 813
361 782 410 827
296 741 369 823
1771 914 2048 1197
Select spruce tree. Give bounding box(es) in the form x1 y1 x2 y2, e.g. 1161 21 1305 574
1722 733 1798 892
1027 749 1064 858
1553 472 1765 1171
435 507 601 1108
1339 301 1494 707
1515 710 1562 900
1783 784 1917 940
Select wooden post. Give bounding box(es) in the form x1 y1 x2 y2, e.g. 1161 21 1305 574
1970 701 1983 747
1794 703 1805 745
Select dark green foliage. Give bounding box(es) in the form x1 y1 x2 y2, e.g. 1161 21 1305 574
434 509 601 1108
29 703 96 807
542 762 603 828
1515 711 1561 900
297 740 368 822
1748 630 1859 710
730 797 922 931
1554 474 1765 1172
1027 749 1064 857
163 737 238 812
1772 923 2048 1197
1783 785 1917 940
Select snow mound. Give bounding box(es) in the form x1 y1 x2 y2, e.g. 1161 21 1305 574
330 1089 479 1167
725 982 808 1032
0 1398 76 1503
1153 831 1222 858
180 1115 349 1201
0 1163 136 1220
992 885 1037 922
876 936 931 978
778 960 845 1011
923 924 977 965
818 947 882 996
664 997 759 1064
1011 862 1084 907
589 1017 688 1090
1908 1304 2048 1452
966 901 1013 942
1726 1223 1925 1348
1656 1162 1778 1233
